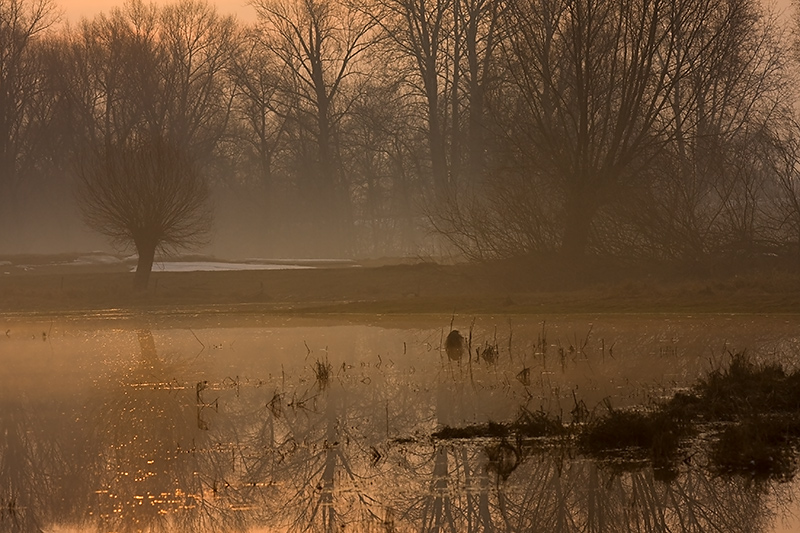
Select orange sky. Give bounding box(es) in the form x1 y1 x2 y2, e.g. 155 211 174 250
54 0 794 26
57 0 258 23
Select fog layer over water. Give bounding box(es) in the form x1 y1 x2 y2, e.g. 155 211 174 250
2 315 800 532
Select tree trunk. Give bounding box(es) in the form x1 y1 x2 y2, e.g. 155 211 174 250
133 241 156 291
561 192 595 260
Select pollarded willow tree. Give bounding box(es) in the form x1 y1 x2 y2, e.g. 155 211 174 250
75 135 212 291
61 0 236 288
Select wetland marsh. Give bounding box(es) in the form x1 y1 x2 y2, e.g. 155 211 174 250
3 313 800 532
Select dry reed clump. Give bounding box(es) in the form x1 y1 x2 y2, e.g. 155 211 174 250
477 342 498 364
692 352 800 419
513 407 566 437
579 352 800 479
314 358 333 388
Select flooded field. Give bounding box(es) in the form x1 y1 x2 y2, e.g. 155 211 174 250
2 313 800 532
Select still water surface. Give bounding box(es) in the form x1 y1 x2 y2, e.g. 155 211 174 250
1 313 799 532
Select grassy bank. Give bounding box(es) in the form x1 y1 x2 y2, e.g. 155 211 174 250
1 254 799 315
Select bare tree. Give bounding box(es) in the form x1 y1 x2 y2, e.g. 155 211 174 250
157 0 238 158
56 1 161 151
229 27 286 200
342 77 425 254
75 135 212 291
252 0 377 255
634 0 789 260
428 0 788 261
370 0 454 203
226 26 289 252
0 0 57 180
0 0 58 245
457 0 503 189
504 0 687 259
767 119 800 258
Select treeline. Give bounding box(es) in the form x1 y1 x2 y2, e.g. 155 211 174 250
1 0 798 261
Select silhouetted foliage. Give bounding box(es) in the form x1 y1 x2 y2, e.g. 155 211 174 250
3 0 800 263
75 136 211 290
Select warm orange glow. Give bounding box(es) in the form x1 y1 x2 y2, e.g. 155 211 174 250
55 0 792 24
58 0 256 23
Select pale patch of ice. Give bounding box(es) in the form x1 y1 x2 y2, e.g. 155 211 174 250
243 257 355 264
72 254 123 265
134 261 315 273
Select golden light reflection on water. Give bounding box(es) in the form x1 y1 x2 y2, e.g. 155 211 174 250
2 315 800 531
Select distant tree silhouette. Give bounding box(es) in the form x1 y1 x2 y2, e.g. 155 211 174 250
75 135 212 291
252 0 377 255
0 0 58 247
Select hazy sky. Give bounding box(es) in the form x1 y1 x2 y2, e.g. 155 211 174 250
55 0 794 24
57 0 258 23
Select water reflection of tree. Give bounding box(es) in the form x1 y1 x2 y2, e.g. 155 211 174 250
0 400 55 532
378 369 507 533
245 373 387 532
0 347 101 532
87 329 252 533
383 441 781 533
3 325 798 533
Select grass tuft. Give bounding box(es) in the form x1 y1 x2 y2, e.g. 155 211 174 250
313 358 332 389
